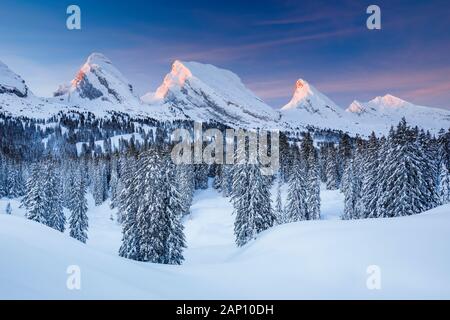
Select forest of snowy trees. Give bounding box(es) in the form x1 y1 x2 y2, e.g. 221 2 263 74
1 113 450 265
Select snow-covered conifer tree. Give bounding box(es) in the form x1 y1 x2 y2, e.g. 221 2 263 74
325 145 339 190
341 159 359 220
45 162 65 232
285 155 307 222
377 119 431 217
439 161 450 204
69 170 89 243
274 175 285 224
23 164 47 224
161 158 187 264
306 152 321 220
118 156 140 260
360 132 380 218
232 140 275 246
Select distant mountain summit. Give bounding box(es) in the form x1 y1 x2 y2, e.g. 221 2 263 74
346 94 450 133
53 53 140 109
0 60 30 98
1 54 449 135
142 60 281 129
280 79 358 133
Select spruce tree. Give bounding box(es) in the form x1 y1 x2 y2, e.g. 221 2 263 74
360 132 380 218
23 164 48 225
325 145 339 190
69 170 89 243
118 156 140 260
161 158 187 264
285 156 307 222
275 175 284 224
305 152 321 220
231 138 275 246
439 161 450 204
119 150 186 264
342 159 358 220
45 161 65 232
377 119 431 217
176 164 195 216
232 162 275 246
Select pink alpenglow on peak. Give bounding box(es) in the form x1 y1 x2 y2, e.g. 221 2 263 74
153 60 193 100
370 94 408 109
345 94 450 134
142 60 280 129
53 52 139 107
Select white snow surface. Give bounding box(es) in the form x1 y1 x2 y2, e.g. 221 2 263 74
0 60 29 97
1 54 449 134
1 185 450 299
143 60 282 129
346 94 450 134
49 53 145 115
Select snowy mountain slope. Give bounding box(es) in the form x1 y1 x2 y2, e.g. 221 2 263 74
1 188 450 299
2 54 449 134
280 79 359 133
142 60 282 129
346 94 450 134
0 60 29 98
0 60 68 118
51 53 144 115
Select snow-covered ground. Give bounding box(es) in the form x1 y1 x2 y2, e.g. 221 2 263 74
1 184 449 299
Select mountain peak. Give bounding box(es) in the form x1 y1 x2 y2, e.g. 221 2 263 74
146 60 278 128
54 53 138 105
371 94 407 108
281 78 340 113
86 52 113 66
346 100 364 114
0 60 30 98
153 60 193 100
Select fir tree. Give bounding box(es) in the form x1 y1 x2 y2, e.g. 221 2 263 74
45 162 65 232
306 152 321 220
360 132 380 218
439 161 450 204
221 164 233 197
176 164 195 216
118 156 140 260
119 150 186 264
285 156 307 222
325 145 339 190
23 164 48 225
161 158 187 264
274 175 284 224
377 119 432 217
341 159 358 220
69 170 89 243
231 140 275 246
194 163 209 189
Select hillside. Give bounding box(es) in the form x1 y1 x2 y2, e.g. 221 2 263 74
1 187 449 299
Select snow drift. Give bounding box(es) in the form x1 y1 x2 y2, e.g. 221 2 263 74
1 200 450 299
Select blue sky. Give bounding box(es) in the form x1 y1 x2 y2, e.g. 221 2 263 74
0 0 449 109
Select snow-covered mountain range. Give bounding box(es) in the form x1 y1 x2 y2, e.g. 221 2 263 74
280 79 355 133
1 52 449 135
346 94 450 133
